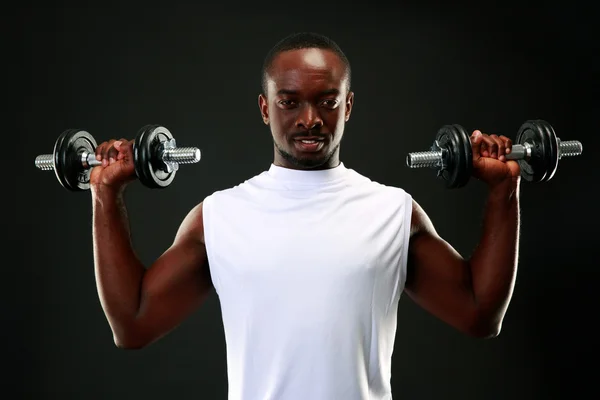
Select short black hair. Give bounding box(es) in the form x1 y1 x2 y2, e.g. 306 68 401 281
261 32 351 95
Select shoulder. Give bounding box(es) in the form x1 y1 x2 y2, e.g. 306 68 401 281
345 166 413 201
343 166 426 230
348 177 433 245
201 170 273 218
204 170 270 202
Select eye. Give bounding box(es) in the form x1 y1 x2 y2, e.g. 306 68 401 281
278 99 297 107
321 99 339 108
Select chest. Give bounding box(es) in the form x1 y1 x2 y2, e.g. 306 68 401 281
206 191 407 301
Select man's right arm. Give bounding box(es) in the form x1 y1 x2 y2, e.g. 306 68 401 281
92 186 212 349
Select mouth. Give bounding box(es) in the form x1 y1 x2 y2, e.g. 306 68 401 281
293 136 326 153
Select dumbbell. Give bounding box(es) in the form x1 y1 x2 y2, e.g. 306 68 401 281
34 125 201 191
405 119 583 188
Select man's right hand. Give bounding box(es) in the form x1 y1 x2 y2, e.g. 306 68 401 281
90 138 137 190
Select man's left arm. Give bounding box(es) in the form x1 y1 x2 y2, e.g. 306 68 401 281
404 130 521 338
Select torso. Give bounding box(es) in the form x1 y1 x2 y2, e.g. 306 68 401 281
202 163 412 400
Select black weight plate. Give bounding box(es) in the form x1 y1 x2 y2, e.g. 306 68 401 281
133 125 176 188
53 129 97 191
435 124 473 189
538 120 559 182
515 119 558 183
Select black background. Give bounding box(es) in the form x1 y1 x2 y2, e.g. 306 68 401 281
8 1 598 399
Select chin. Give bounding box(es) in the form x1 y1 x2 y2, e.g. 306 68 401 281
275 141 338 169
294 158 328 169
288 151 335 169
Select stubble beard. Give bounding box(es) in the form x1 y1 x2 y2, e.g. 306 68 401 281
273 139 340 169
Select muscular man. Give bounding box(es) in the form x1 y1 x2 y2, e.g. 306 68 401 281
90 32 520 399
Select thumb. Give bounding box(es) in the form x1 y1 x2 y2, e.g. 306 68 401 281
470 130 483 157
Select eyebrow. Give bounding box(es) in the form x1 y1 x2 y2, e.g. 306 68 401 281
276 88 341 96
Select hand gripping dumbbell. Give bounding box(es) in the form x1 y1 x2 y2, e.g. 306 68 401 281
34 125 201 191
405 119 583 188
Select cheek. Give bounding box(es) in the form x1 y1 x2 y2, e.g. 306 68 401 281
270 110 294 130
325 109 345 127
268 117 288 140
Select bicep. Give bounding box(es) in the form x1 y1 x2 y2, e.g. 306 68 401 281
404 200 477 333
135 202 213 341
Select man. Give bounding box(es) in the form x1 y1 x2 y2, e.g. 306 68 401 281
90 32 520 399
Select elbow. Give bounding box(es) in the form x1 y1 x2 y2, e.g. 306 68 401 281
112 328 150 350
114 337 148 350
468 325 501 339
464 314 503 339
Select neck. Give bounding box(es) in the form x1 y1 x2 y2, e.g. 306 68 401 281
273 149 341 171
273 159 341 171
267 161 348 184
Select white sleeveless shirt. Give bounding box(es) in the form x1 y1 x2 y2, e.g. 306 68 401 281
202 162 413 400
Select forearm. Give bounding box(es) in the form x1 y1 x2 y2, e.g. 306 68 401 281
91 185 145 341
469 178 521 330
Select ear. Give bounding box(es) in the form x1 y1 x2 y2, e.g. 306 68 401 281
258 94 269 125
344 91 354 122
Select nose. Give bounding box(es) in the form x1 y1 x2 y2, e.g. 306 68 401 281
296 103 323 130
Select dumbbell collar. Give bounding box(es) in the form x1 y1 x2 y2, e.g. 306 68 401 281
159 138 179 173
430 139 448 177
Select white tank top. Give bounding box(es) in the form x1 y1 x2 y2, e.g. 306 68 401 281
203 162 413 400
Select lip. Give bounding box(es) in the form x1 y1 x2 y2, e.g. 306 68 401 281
293 138 325 153
294 136 326 141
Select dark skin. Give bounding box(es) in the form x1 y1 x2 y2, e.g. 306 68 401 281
90 47 520 349
258 47 353 170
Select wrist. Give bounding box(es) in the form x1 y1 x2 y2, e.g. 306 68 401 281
91 183 126 201
487 176 520 200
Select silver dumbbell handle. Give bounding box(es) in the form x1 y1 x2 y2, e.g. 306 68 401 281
34 151 105 170
407 139 582 168
504 140 582 160
34 141 201 172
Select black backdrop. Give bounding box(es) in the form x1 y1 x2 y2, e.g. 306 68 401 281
8 1 598 399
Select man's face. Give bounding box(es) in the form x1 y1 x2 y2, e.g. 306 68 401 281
258 48 354 170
